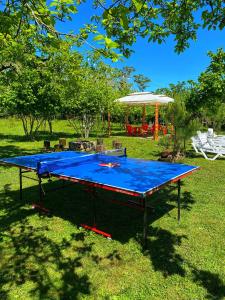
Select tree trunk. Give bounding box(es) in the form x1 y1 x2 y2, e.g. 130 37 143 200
48 120 53 134
29 115 34 137
21 115 29 137
20 115 43 139
81 114 95 139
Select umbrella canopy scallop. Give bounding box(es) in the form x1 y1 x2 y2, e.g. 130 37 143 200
116 92 174 105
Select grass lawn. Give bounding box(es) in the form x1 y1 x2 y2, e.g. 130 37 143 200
0 117 224 300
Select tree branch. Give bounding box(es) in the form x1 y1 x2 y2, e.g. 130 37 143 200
24 2 99 51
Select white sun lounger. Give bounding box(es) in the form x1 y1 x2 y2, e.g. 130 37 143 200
206 128 225 146
191 132 225 160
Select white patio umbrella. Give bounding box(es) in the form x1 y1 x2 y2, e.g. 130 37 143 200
116 92 174 105
116 92 174 140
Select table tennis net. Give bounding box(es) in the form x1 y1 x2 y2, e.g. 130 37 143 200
37 148 126 175
99 148 126 157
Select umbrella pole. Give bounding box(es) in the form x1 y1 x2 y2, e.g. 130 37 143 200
154 103 159 141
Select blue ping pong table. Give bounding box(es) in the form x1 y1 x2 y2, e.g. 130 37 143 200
0 149 199 245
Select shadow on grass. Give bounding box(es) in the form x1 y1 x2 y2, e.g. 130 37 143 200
1 178 223 299
0 145 39 158
0 131 78 143
144 226 187 277
138 188 194 278
0 129 127 142
0 181 128 299
108 131 128 137
0 184 90 298
191 268 225 300
0 178 194 243
38 181 187 244
0 185 120 299
0 219 91 299
0 178 194 252
0 130 158 142
0 184 92 299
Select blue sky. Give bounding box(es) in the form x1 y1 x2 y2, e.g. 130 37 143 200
119 29 225 90
56 2 225 91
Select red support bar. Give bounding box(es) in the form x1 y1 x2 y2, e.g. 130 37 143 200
80 224 112 239
32 203 50 214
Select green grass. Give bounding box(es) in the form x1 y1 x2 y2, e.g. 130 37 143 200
0 117 224 300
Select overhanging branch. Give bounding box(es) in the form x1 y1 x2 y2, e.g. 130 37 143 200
25 2 99 52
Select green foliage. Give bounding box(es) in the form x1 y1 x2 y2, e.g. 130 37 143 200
0 1 68 72
155 50 225 131
1 0 223 140
155 81 199 157
93 0 225 57
198 104 225 130
1 1 225 62
186 48 225 128
62 59 131 138
0 26 135 139
112 66 135 94
165 100 199 157
213 104 225 129
0 53 63 138
134 74 151 92
156 81 191 101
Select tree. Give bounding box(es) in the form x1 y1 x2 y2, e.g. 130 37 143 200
156 81 192 104
187 49 225 110
134 74 151 91
186 48 225 128
155 82 198 158
0 55 62 138
1 1 225 62
62 61 119 138
92 0 225 57
121 66 136 80
109 66 135 93
162 100 199 160
0 1 70 71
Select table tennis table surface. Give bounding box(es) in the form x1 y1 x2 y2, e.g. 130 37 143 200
0 150 198 197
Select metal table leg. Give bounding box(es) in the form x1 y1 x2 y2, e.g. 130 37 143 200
143 196 148 248
177 179 181 223
19 168 22 201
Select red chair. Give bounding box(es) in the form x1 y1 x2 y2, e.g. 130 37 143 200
142 124 149 131
136 126 142 136
150 124 155 135
126 125 133 136
132 126 138 136
141 124 149 136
